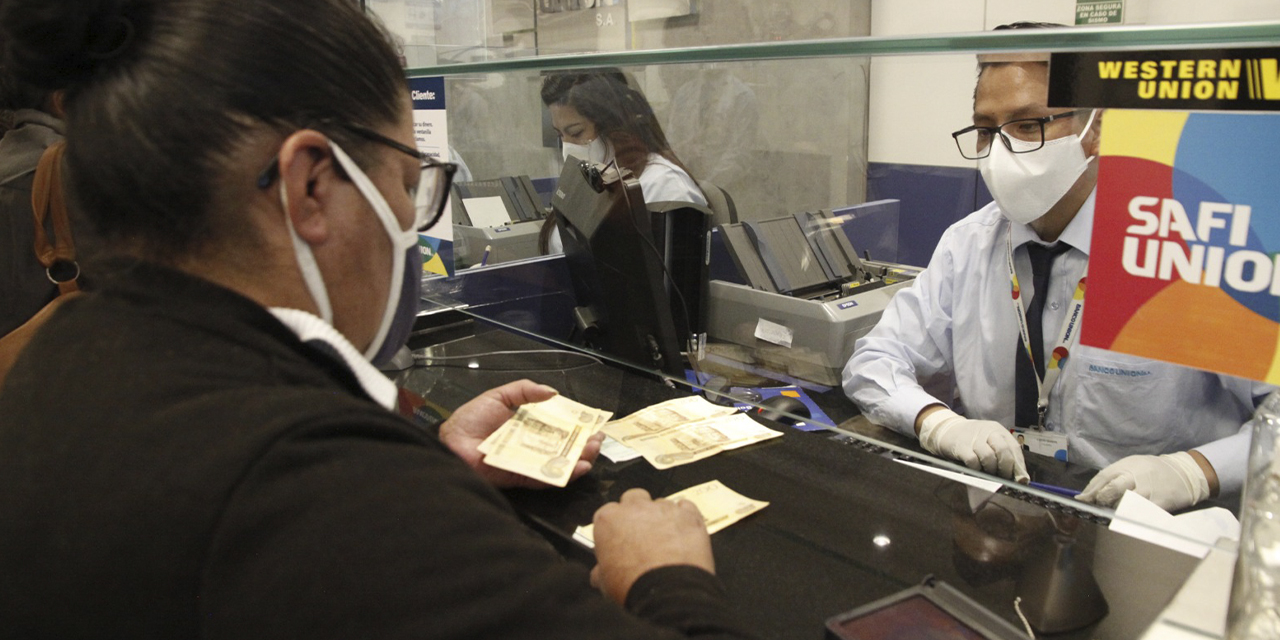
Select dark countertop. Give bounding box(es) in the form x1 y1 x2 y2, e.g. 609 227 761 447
397 320 1204 640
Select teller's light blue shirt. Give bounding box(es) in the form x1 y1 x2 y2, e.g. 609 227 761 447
842 191 1269 494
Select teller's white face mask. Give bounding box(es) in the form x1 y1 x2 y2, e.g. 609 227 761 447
561 136 609 164
979 109 1098 225
279 141 420 361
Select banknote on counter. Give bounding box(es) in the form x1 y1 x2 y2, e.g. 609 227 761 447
478 395 612 487
573 480 769 548
601 396 782 470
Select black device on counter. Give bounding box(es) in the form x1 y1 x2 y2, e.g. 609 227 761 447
755 395 811 424
825 576 1027 640
552 160 685 377
647 200 712 338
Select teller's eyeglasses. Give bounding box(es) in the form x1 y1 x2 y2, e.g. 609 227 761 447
950 109 1091 160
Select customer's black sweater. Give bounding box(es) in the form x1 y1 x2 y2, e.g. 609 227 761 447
0 260 755 640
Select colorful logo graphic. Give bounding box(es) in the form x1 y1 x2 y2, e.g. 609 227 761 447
1051 346 1070 367
419 234 452 277
1082 110 1280 383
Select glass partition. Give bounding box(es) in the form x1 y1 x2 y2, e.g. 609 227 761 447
398 21 1280 544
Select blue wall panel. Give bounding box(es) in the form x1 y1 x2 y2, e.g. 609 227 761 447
867 162 992 268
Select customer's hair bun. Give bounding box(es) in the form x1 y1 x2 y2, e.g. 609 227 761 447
0 0 145 90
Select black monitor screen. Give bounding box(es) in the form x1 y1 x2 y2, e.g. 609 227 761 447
551 161 684 377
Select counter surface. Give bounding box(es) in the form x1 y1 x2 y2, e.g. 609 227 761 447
399 321 1202 640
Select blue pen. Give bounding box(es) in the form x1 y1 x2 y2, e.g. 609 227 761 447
1028 481 1080 498
479 244 491 267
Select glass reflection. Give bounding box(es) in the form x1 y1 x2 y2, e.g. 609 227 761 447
399 12 1280 529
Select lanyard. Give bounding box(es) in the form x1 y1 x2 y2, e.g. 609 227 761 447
1005 230 1087 428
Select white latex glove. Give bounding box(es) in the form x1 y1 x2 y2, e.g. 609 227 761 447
917 408 1030 483
1076 451 1210 511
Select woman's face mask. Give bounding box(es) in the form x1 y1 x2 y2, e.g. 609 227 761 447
561 136 609 164
280 140 423 365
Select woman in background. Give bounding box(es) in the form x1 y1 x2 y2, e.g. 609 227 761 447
539 71 706 253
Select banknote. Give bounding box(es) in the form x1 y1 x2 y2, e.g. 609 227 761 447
573 480 769 548
479 395 611 487
602 409 782 470
602 396 738 438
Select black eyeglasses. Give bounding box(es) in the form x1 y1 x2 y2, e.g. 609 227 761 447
257 122 458 232
950 109 1091 160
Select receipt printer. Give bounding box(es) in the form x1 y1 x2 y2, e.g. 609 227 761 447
451 175 546 268
706 200 917 385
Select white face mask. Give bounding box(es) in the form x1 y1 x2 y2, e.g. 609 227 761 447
979 109 1098 225
279 140 421 362
561 136 609 164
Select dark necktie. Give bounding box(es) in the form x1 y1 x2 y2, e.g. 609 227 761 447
1015 242 1072 427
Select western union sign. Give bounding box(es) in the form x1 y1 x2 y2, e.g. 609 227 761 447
1048 48 1280 111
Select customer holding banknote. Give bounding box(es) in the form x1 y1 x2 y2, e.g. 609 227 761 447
0 1 755 638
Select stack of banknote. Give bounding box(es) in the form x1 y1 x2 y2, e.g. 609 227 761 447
480 394 783 485
601 396 783 469
478 395 613 487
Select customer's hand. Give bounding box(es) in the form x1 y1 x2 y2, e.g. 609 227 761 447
916 407 1030 482
439 380 603 489
590 488 715 605
1077 452 1210 511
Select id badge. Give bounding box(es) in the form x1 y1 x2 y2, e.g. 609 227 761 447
1011 427 1069 462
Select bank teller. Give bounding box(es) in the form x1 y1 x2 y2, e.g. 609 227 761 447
843 22 1268 512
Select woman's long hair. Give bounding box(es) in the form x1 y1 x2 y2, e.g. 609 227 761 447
538 70 701 253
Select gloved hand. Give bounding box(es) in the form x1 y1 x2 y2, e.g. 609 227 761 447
1077 452 1210 511
917 408 1029 482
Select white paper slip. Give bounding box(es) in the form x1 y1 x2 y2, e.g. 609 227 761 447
573 480 769 549
461 196 512 228
753 318 794 348
598 435 642 463
1110 490 1240 559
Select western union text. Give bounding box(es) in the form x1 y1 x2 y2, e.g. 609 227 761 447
1097 58 1280 101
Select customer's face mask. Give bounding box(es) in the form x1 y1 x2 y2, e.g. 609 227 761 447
562 136 609 165
370 243 423 366
279 140 422 364
979 109 1098 225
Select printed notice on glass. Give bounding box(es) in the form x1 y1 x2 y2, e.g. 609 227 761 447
409 75 453 275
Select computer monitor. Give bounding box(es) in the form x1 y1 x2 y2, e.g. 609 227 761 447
551 160 685 377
